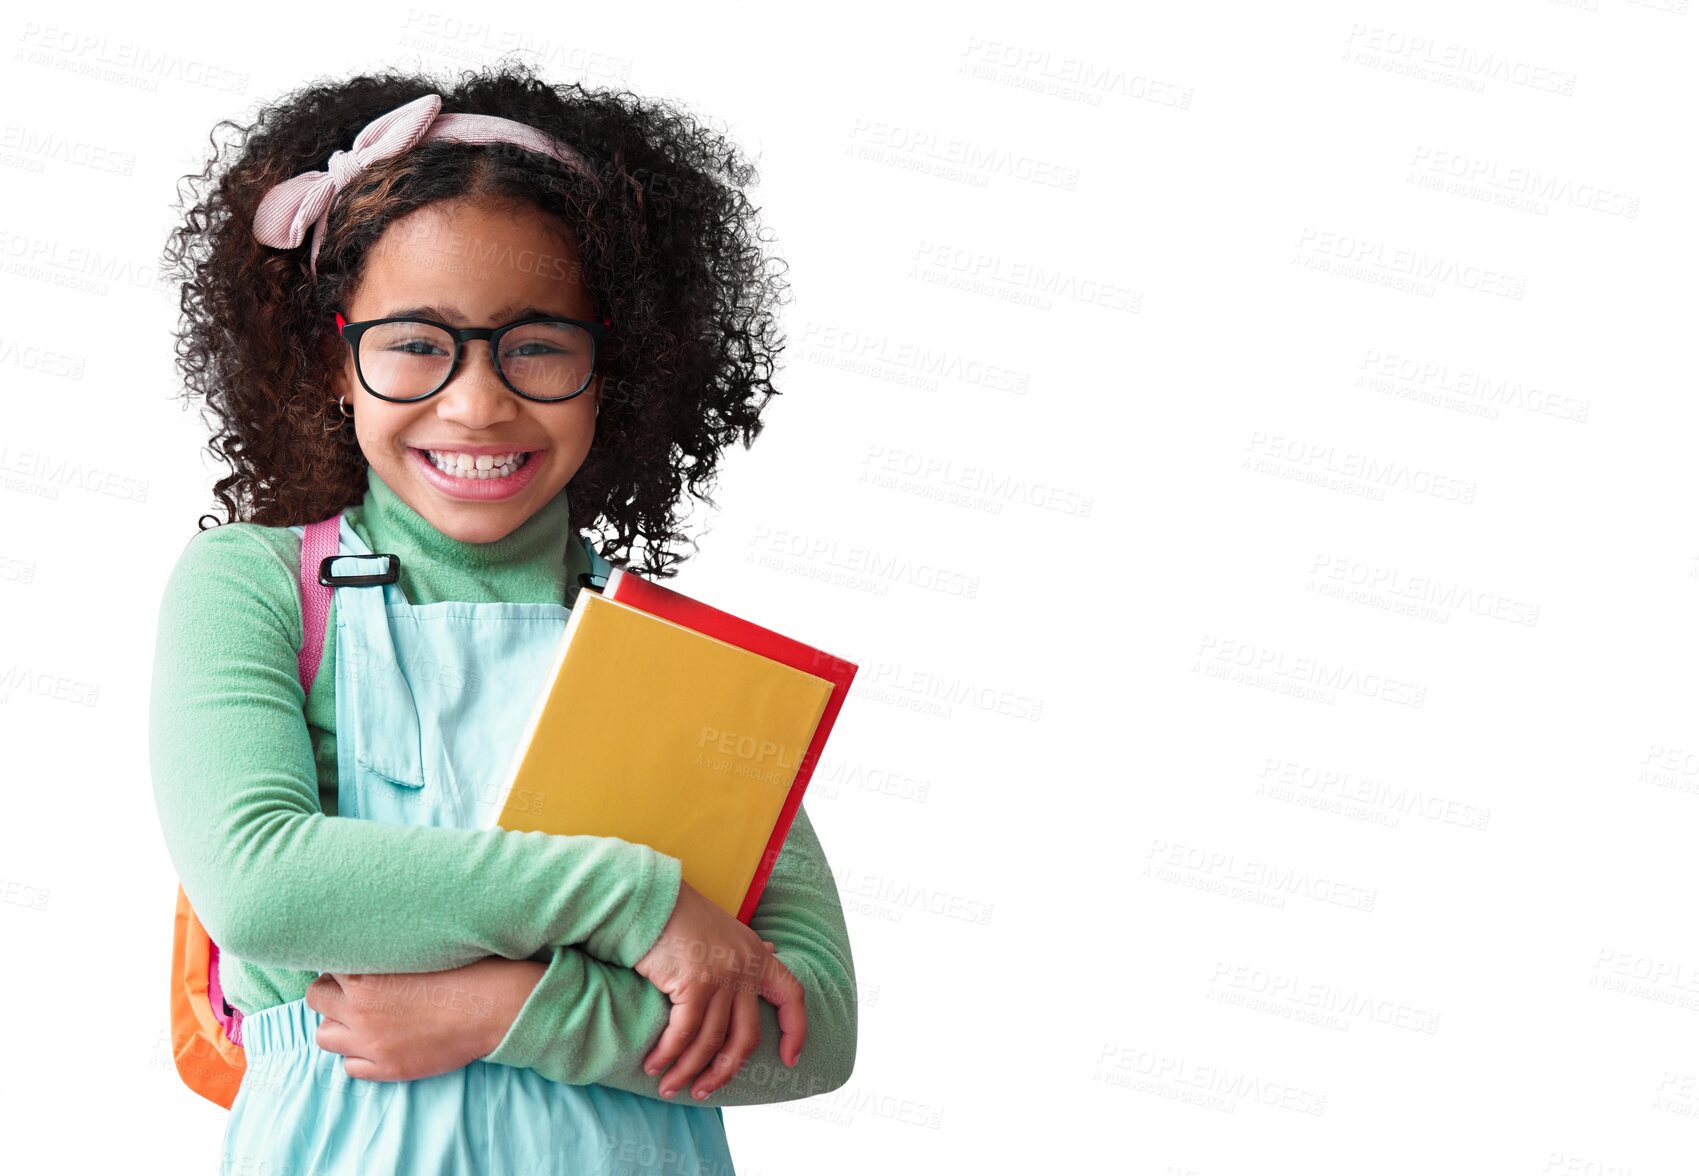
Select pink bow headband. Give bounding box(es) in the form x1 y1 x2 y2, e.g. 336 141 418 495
251 92 598 277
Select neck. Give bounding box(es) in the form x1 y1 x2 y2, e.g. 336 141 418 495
347 466 579 606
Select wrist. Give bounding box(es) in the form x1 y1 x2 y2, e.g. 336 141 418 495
483 959 548 1057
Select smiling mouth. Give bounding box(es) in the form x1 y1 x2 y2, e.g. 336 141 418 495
412 448 539 480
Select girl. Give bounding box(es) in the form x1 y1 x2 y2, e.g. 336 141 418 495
151 63 858 1174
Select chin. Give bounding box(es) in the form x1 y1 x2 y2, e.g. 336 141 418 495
427 504 531 544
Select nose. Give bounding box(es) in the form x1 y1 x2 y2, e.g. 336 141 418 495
432 339 518 429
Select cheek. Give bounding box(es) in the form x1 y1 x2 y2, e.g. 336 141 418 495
350 414 378 458
351 406 413 466
546 409 599 460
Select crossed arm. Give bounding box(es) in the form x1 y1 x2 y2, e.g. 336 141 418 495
480 801 859 1107
152 522 858 1106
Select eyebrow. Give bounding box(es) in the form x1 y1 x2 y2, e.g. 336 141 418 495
386 303 570 323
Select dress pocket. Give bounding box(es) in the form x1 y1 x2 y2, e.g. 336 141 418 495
354 749 426 790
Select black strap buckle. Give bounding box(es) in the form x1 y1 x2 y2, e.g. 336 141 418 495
320 553 401 588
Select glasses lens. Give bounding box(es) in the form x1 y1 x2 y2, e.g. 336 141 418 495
358 321 455 400
499 321 596 400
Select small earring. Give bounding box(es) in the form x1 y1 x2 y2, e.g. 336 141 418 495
324 394 354 435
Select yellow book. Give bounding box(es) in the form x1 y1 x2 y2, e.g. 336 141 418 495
493 590 835 917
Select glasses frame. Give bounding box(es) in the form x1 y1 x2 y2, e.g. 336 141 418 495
335 311 612 404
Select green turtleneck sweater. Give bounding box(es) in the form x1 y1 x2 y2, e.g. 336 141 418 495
149 467 857 1105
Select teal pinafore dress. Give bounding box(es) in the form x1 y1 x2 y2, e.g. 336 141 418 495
220 514 736 1175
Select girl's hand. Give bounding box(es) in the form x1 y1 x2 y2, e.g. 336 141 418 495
634 881 808 1101
306 956 544 1082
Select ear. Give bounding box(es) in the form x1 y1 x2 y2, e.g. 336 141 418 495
329 361 354 413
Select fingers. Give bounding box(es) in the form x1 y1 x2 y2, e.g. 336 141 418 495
313 1015 349 1056
659 987 732 1100
308 975 375 1076
314 1015 378 1080
761 954 808 1067
690 984 762 1100
641 934 799 1098
341 1056 383 1081
306 974 398 1081
328 1038 384 1081
644 989 707 1082
304 972 346 1018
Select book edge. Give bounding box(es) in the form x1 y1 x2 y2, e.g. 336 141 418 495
491 593 592 827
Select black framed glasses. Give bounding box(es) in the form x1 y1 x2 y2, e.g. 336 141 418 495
335 311 610 403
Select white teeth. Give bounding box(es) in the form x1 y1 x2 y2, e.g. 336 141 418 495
424 450 530 479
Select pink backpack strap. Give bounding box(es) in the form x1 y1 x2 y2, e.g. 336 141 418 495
207 939 240 1045
297 514 341 694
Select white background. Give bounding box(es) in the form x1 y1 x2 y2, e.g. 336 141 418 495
2 0 1696 1172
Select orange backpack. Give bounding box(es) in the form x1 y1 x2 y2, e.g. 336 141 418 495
168 887 249 1107
167 514 343 1107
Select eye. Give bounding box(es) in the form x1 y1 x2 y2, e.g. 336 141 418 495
504 341 566 357
385 336 450 356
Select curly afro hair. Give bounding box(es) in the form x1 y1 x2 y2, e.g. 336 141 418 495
162 61 790 579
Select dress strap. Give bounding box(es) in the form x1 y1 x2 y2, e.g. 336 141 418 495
576 533 613 598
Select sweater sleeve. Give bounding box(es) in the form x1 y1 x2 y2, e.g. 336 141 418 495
481 802 858 1106
148 523 682 972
